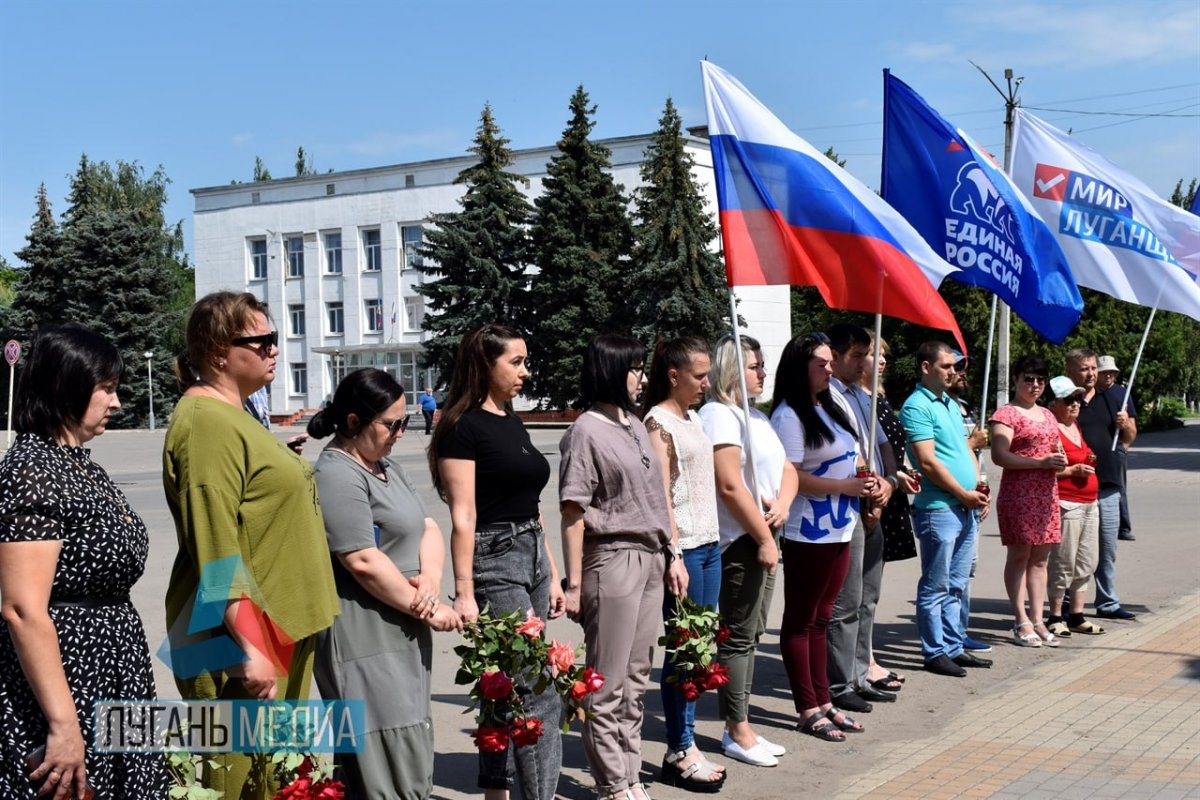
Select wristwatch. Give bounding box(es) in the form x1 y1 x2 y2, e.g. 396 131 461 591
666 543 684 562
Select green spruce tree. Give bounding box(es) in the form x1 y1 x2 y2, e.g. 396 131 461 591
11 184 67 335
416 104 534 384
13 157 188 428
527 86 634 408
631 97 730 344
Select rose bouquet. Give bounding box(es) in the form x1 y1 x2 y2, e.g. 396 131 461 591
455 608 603 752
272 754 344 800
658 596 731 700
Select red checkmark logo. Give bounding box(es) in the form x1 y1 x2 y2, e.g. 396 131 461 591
1033 164 1068 201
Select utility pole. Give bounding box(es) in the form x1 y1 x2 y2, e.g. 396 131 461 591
971 61 1023 413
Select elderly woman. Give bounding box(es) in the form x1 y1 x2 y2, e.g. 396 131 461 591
769 332 872 742
429 323 564 800
698 334 797 768
0 324 169 800
164 292 339 799
561 334 689 800
988 355 1067 649
308 368 462 799
1045 376 1105 638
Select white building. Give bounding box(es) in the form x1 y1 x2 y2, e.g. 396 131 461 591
191 133 790 414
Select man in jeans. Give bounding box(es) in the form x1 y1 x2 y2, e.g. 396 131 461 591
900 342 992 677
1067 348 1139 620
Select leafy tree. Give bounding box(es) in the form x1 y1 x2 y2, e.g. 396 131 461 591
630 98 731 345
11 157 189 428
415 104 534 385
295 147 316 177
0 256 18 308
253 157 272 182
527 86 635 408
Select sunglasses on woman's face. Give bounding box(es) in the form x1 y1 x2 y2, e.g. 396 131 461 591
232 331 279 351
374 415 411 435
1020 374 1046 385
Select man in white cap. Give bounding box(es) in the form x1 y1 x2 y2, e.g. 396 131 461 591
1097 356 1136 542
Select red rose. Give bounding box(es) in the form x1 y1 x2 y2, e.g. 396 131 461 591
509 716 545 747
546 640 575 676
473 725 510 752
516 611 546 638
700 663 731 690
677 680 701 701
715 626 732 645
312 779 346 800
570 680 588 700
275 775 312 799
479 669 514 701
296 756 315 778
582 667 604 694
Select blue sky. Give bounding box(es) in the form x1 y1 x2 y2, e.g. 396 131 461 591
2 0 1197 265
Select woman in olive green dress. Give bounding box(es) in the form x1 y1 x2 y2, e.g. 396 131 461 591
163 291 339 800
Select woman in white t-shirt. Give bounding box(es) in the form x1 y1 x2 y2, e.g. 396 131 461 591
698 335 798 769
769 332 874 743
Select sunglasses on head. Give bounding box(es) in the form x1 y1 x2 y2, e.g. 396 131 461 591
374 415 411 435
232 331 279 350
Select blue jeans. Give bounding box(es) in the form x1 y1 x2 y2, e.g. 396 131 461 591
1093 487 1122 613
913 506 978 661
473 521 561 799
660 541 722 752
961 509 981 635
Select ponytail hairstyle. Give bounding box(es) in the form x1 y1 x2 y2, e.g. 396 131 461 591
174 291 271 391
639 336 710 416
708 334 761 407
307 368 404 440
427 324 524 500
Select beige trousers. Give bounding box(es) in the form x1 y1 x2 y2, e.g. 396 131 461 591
579 545 666 794
1049 500 1100 599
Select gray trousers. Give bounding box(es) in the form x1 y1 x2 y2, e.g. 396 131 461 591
827 518 884 698
580 544 666 795
716 533 778 722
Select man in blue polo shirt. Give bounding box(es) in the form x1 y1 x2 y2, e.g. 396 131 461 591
900 341 992 677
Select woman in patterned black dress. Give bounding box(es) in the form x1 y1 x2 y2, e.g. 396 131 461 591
0 324 168 799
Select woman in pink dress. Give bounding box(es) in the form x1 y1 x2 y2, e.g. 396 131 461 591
988 356 1068 648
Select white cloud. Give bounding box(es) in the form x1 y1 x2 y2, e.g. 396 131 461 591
906 1 1200 69
231 132 254 146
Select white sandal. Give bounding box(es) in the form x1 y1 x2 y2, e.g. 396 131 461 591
1033 622 1061 647
1013 621 1042 647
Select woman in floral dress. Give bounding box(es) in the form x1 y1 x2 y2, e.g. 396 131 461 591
988 355 1068 648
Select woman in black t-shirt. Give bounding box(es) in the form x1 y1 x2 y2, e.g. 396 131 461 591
429 324 565 800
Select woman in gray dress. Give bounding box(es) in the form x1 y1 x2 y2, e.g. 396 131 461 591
308 368 462 800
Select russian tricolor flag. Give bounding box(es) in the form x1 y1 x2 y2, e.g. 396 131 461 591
702 61 965 350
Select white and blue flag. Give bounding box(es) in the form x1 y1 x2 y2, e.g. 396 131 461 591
1012 110 1200 322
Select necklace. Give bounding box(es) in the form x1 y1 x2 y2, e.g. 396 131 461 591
595 407 651 470
56 442 135 524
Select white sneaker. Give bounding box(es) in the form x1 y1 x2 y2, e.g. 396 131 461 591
756 735 786 757
721 733 779 767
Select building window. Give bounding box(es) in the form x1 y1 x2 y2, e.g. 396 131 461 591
291 362 308 395
288 304 305 337
327 302 344 334
404 298 424 332
324 232 342 274
364 299 384 333
249 238 268 280
363 229 381 272
286 236 304 278
402 225 423 270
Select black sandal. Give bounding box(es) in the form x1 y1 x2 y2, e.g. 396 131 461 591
825 707 865 733
868 675 902 692
797 713 846 742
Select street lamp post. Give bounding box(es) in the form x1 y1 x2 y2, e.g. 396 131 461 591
144 351 155 431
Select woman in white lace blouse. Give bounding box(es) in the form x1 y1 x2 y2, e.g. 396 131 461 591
642 337 727 793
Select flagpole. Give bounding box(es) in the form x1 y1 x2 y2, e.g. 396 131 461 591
728 288 763 504
977 295 998 428
867 313 882 473
1111 303 1158 451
